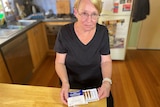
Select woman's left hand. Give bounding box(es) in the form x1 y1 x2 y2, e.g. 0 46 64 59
97 81 111 99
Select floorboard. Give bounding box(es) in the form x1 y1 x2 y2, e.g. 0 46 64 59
29 50 160 107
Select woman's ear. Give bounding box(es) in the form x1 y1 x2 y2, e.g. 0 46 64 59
73 8 78 17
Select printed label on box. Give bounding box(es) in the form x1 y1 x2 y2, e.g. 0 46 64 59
68 88 99 107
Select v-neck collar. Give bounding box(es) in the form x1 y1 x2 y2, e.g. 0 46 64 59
73 23 98 46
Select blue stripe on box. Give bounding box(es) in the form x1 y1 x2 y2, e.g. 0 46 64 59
68 90 83 97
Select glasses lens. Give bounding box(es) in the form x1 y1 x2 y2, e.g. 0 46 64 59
92 14 99 20
79 11 99 20
81 12 88 20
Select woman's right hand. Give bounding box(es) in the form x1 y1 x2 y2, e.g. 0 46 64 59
60 83 70 105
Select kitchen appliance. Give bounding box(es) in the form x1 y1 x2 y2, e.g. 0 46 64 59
45 24 62 49
1 33 33 84
99 0 133 60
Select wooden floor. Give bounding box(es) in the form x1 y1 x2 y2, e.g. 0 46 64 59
29 50 160 107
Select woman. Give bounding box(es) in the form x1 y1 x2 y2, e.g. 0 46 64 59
54 0 113 106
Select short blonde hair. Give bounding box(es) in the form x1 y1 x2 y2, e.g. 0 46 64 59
74 0 102 14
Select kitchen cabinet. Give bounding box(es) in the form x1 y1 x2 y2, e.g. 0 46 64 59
45 22 71 50
0 52 11 83
27 23 49 71
1 33 33 84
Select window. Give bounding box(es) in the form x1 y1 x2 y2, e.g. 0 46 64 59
0 0 4 13
0 0 15 17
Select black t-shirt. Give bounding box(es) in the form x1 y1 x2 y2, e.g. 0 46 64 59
54 23 110 89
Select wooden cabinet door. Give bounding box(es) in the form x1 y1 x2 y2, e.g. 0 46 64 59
36 23 49 60
27 26 41 69
27 23 49 70
0 53 11 83
41 23 49 53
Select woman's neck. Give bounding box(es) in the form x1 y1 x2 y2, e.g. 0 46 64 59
74 22 96 45
74 22 96 36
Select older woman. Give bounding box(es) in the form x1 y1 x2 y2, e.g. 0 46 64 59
54 0 113 106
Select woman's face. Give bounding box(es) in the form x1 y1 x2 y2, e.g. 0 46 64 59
74 0 99 31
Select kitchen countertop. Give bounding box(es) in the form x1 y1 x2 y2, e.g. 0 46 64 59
43 17 76 22
0 17 76 46
0 83 106 107
0 21 40 46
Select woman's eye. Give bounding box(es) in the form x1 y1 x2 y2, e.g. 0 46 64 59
82 12 88 15
92 13 98 16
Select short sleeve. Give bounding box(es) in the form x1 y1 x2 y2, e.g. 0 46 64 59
54 28 67 53
100 27 110 55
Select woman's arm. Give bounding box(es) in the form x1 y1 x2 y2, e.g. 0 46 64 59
55 52 68 84
101 54 112 80
98 54 112 99
55 52 69 105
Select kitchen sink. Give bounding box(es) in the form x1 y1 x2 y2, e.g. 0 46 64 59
7 25 26 29
18 20 37 26
0 29 19 38
0 20 37 39
3 20 37 30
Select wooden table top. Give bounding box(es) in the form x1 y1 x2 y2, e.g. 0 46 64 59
0 83 106 107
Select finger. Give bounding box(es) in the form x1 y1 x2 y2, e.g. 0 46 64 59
101 83 111 97
100 92 107 99
98 87 109 99
60 90 68 105
62 94 68 105
98 88 103 99
64 90 68 104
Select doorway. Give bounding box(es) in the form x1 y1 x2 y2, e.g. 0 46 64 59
137 0 160 49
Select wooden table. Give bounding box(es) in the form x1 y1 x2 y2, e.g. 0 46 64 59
0 83 106 107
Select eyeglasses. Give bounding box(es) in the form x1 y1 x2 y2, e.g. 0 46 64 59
78 11 99 21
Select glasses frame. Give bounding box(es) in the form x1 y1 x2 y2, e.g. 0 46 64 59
77 11 100 21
